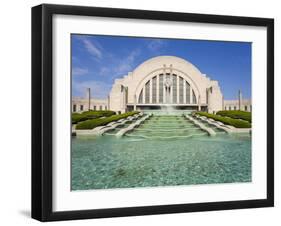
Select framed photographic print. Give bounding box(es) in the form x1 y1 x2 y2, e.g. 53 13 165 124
32 4 274 221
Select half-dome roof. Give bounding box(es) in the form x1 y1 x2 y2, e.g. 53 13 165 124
132 55 203 75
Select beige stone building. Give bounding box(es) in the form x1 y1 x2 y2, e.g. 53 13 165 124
72 56 251 113
224 99 252 112
72 88 108 112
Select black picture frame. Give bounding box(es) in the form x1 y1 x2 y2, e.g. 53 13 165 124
32 4 274 222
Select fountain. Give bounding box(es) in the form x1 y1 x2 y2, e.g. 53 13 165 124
72 81 251 190
125 111 208 140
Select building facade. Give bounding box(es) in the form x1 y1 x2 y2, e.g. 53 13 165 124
72 56 251 113
72 88 109 112
109 56 224 113
72 96 108 113
224 99 251 112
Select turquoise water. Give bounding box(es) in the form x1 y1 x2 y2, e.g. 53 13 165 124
126 115 207 139
72 115 251 190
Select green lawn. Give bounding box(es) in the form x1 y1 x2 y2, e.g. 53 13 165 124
72 110 116 124
216 110 251 123
76 111 139 130
195 112 251 128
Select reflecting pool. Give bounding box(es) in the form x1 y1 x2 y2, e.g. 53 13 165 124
72 115 251 190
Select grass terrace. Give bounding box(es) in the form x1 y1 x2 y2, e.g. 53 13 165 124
76 111 139 130
216 110 251 123
195 112 251 128
72 110 116 124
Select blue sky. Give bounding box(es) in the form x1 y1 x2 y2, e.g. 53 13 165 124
71 34 251 100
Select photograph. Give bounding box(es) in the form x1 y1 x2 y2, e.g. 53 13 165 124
71 34 252 191
30 3 274 221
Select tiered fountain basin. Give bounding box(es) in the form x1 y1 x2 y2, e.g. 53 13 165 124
72 111 251 190
125 115 207 140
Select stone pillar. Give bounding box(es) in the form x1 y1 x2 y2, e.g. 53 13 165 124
122 86 125 112
156 74 159 103
143 83 146 104
86 88 91 111
107 95 110 110
134 94 136 111
169 64 175 103
183 80 186 104
170 79 173 104
125 87 128 112
176 75 179 104
163 64 166 103
169 64 173 75
238 90 242 110
118 85 124 111
163 80 166 103
198 95 201 111
149 79 152 104
120 85 127 113
206 87 210 112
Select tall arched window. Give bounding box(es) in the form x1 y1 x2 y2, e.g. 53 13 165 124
145 80 150 103
179 77 184 104
159 74 164 103
137 73 198 105
152 76 157 103
186 81 190 104
192 90 197 104
172 74 177 103
138 89 143 103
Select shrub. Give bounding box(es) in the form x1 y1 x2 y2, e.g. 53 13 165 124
82 110 115 118
72 114 87 124
72 110 116 124
195 112 251 128
216 110 251 123
76 111 139 130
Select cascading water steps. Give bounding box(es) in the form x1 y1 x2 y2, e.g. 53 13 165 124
103 119 138 136
103 113 226 139
194 117 227 134
125 114 208 140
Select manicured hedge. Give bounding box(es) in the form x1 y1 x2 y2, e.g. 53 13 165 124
72 114 86 124
76 111 139 130
216 110 251 123
195 112 251 128
72 110 116 124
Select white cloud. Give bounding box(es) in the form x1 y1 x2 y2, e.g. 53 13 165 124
99 67 111 76
81 38 102 59
72 67 88 76
86 49 141 79
114 49 140 75
72 48 141 99
147 39 167 51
